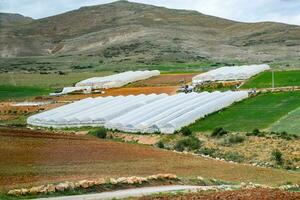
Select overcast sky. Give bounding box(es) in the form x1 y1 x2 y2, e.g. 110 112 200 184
1 0 300 25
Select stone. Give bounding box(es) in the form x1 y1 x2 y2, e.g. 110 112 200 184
116 177 127 184
29 185 44 195
78 180 89 188
46 184 56 193
20 188 29 195
7 189 22 196
109 178 118 184
94 178 106 185
55 183 69 192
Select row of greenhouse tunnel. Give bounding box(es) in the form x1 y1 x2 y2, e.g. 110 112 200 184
28 64 269 134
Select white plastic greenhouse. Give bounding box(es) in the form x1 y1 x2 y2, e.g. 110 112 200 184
27 91 248 134
75 70 160 89
192 64 270 85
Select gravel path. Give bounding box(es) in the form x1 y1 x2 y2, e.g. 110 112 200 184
35 185 217 200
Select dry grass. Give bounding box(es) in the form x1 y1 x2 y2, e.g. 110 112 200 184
198 134 300 167
0 127 300 192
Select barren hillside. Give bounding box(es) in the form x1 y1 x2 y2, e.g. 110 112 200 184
1 0 300 70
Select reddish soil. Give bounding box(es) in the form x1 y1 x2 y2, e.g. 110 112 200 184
1 127 300 191
54 86 178 101
139 189 300 200
0 102 63 121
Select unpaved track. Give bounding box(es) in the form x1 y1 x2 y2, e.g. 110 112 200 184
35 185 213 200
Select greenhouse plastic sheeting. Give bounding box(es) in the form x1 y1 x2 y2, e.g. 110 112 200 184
27 91 248 134
75 70 160 89
192 64 270 85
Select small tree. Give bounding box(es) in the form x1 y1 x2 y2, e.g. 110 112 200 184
156 141 165 149
175 136 202 152
211 127 228 138
89 127 107 139
272 149 283 166
252 129 260 135
181 127 192 136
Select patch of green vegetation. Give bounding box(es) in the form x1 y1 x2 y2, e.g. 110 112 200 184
88 127 107 139
0 115 28 126
211 127 228 138
269 106 300 135
246 129 298 140
181 127 192 136
242 70 300 89
189 92 300 132
196 147 244 163
271 149 284 166
174 135 202 151
0 85 51 101
219 134 246 146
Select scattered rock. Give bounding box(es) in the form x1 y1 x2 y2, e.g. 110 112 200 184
8 189 22 196
7 173 179 196
28 185 44 195
78 180 89 188
45 184 56 193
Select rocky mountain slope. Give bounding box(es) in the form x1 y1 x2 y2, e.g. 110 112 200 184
1 0 300 66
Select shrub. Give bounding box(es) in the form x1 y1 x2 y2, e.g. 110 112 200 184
220 135 245 146
271 149 283 166
222 152 245 163
181 127 192 136
211 127 228 138
227 135 245 145
246 129 265 137
197 147 217 157
174 136 202 152
156 141 165 149
253 129 260 135
89 127 107 139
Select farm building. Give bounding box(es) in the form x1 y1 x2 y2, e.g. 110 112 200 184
27 91 248 134
76 70 160 89
192 64 270 85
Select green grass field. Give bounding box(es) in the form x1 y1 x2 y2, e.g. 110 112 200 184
0 85 52 101
0 72 114 101
269 106 300 135
242 70 300 89
189 92 300 133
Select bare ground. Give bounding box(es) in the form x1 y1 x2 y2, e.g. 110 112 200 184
0 127 300 191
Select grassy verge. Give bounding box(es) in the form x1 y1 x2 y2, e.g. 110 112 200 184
189 92 300 132
242 70 300 89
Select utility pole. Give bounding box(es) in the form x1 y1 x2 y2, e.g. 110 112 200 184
272 70 275 89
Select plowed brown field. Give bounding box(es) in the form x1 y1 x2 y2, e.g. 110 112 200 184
139 189 300 200
1 127 300 191
54 86 178 101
